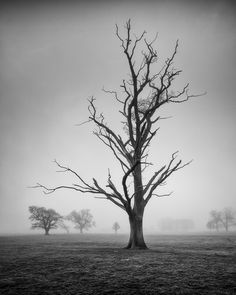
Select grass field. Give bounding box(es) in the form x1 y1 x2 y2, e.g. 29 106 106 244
0 233 235 294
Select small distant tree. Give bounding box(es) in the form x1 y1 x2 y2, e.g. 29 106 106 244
220 207 236 232
59 220 70 234
206 220 215 231
29 206 63 235
206 210 222 232
67 209 95 234
112 222 120 234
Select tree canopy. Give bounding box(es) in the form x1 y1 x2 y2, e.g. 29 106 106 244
112 222 120 234
29 206 63 235
67 209 95 234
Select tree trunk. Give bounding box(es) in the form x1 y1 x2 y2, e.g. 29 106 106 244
45 229 49 235
225 223 228 232
124 158 148 249
125 210 147 249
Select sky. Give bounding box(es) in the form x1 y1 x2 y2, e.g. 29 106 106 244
0 0 236 234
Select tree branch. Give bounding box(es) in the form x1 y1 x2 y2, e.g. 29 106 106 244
144 152 192 205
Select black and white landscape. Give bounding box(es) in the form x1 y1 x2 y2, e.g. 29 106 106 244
0 0 235 294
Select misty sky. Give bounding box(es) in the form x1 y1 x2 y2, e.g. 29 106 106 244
0 0 236 234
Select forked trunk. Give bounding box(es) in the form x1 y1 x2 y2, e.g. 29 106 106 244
124 160 148 249
125 211 147 249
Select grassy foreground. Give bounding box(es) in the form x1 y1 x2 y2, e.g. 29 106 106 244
0 233 235 294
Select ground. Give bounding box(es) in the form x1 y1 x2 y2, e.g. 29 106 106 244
0 233 235 294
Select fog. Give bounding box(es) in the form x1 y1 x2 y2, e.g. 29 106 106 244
0 0 235 235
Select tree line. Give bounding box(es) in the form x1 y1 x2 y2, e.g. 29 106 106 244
29 205 236 236
29 206 120 235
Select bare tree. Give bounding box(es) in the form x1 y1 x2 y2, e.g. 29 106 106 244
29 206 63 235
206 220 215 231
67 209 95 234
112 222 120 234
207 210 222 232
220 207 236 232
59 220 70 234
35 20 199 249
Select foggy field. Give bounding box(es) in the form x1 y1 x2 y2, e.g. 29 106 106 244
0 234 235 294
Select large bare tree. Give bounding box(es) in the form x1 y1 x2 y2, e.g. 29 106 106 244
35 20 198 249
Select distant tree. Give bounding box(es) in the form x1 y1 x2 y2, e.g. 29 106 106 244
206 220 215 231
29 206 63 235
59 220 70 234
67 209 95 234
207 210 222 232
220 207 236 232
112 222 120 234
